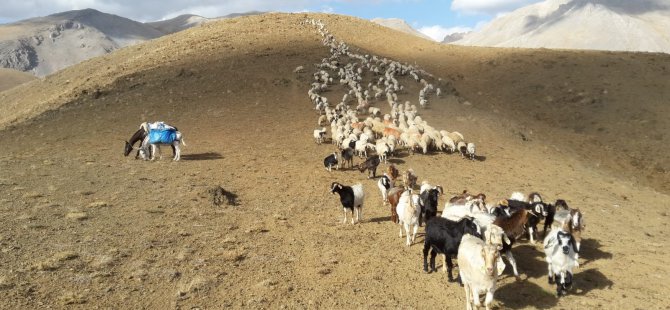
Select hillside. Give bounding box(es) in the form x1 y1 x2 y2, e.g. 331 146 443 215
0 68 36 92
453 0 670 53
371 18 433 40
0 12 668 309
0 8 163 76
146 14 210 34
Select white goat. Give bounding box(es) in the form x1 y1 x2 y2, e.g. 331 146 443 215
543 227 578 296
458 234 501 310
313 127 327 144
396 190 421 246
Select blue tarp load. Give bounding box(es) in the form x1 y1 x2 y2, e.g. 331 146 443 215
148 129 177 144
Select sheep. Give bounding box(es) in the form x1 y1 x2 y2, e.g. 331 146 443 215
330 182 364 225
396 190 421 246
377 173 392 204
458 234 501 310
340 147 355 169
441 135 456 153
402 169 418 190
387 187 404 224
358 155 380 179
323 152 338 172
543 228 579 296
492 204 529 280
314 127 327 144
375 141 390 164
465 142 476 160
422 217 481 281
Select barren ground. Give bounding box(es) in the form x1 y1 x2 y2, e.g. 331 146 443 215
0 13 668 309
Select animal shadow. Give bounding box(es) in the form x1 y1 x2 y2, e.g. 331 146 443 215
571 268 613 296
368 216 392 223
496 280 558 309
579 238 613 266
506 244 547 280
474 155 487 162
387 158 406 165
181 152 223 161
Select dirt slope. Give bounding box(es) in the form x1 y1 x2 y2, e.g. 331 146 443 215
0 68 36 92
0 13 668 309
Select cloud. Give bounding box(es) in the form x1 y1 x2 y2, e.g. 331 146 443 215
451 0 542 15
418 25 472 42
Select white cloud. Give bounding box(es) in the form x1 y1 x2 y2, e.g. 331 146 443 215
418 25 472 42
451 0 542 15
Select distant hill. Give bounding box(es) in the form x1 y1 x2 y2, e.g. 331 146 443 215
146 11 264 34
453 0 670 53
371 18 433 41
0 8 164 77
146 14 210 34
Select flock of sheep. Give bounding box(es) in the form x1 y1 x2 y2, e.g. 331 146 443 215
301 19 586 309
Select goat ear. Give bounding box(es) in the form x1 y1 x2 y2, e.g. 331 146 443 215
570 236 579 253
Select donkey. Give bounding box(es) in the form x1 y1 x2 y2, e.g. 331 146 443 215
138 130 186 161
124 122 181 160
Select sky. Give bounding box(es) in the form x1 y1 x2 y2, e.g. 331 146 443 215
0 0 543 42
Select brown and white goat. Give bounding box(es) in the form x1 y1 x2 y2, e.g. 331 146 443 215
493 207 529 280
403 169 418 190
387 187 405 223
552 208 585 267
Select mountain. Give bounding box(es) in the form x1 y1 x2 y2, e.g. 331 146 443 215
453 0 670 53
0 12 668 309
0 8 164 77
371 18 433 40
441 31 469 43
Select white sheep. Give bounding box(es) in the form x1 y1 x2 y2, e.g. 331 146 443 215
396 190 421 246
458 234 501 310
466 142 476 160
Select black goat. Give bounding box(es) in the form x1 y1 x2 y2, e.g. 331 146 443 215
419 186 443 226
423 217 481 282
340 148 355 169
323 152 338 172
543 199 569 238
358 155 380 179
330 182 365 224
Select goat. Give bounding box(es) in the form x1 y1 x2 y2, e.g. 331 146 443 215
402 169 418 190
340 147 355 169
492 206 529 280
314 127 327 144
396 190 421 246
387 187 404 224
458 234 501 310
323 152 339 172
330 182 364 224
542 199 569 238
552 207 585 267
419 185 443 226
422 217 481 282
358 156 380 179
543 228 579 296
387 164 399 185
377 174 392 204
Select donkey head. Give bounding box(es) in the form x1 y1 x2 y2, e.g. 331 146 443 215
123 141 133 156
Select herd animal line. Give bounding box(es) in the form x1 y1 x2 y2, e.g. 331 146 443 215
302 18 587 307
